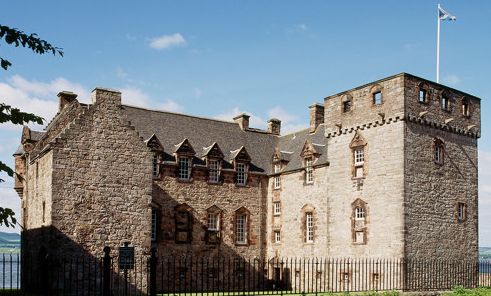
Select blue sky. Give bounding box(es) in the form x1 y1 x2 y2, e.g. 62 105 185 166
1 1 490 245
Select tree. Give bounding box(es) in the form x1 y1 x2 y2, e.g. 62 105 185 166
0 24 63 227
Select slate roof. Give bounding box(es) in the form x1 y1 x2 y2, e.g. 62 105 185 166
123 105 279 174
276 124 328 173
13 131 46 156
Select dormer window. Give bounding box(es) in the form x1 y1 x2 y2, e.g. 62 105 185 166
236 163 248 186
208 159 221 183
179 157 191 180
273 163 281 189
305 157 314 184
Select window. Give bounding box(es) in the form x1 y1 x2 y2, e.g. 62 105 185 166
462 98 470 117
355 207 365 220
274 231 281 243
236 213 247 244
175 209 192 243
151 208 157 241
343 100 352 113
152 153 160 177
354 147 365 178
178 157 191 180
419 89 427 103
441 95 450 110
373 91 382 105
434 139 444 165
42 202 45 223
273 202 281 216
273 163 281 189
206 212 220 244
236 163 247 186
305 157 314 184
457 203 467 222
306 212 314 243
355 231 365 243
208 159 220 183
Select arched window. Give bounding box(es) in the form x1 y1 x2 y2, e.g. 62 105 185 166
351 199 367 244
370 85 383 106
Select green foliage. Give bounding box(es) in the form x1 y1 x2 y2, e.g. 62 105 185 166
0 24 63 227
443 286 491 296
0 25 63 70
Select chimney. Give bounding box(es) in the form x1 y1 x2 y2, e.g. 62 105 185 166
233 113 250 130
309 103 325 133
91 87 121 106
58 91 78 111
267 118 281 135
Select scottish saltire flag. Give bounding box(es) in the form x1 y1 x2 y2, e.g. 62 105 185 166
439 5 457 21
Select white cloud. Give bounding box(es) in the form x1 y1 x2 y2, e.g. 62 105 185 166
159 99 184 113
214 107 267 129
443 74 461 86
120 87 151 108
149 33 186 50
0 75 90 131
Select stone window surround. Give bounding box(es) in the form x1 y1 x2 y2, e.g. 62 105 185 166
300 204 317 244
456 202 468 223
461 97 471 118
418 82 430 104
273 162 281 189
351 198 368 245
174 203 193 244
205 205 222 244
440 91 452 112
152 153 161 178
304 157 314 185
433 138 445 165
352 146 366 179
235 162 248 186
274 230 281 244
342 94 353 113
178 156 192 181
207 158 221 184
234 207 250 246
273 201 281 216
370 84 383 106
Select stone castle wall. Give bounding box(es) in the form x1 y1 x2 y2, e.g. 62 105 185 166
403 75 480 260
153 166 268 259
266 167 329 258
48 88 153 258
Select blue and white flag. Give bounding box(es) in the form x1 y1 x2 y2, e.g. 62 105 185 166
439 5 457 21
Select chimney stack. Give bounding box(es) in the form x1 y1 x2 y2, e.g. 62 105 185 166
309 103 325 133
233 113 250 130
58 91 78 111
91 87 121 106
267 118 281 135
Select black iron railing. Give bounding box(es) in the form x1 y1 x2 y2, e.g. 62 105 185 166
1 250 490 295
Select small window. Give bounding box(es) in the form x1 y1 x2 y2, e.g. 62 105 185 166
236 213 247 244
236 163 247 186
151 208 158 241
178 157 191 180
273 202 281 216
207 212 219 231
273 163 281 189
306 212 314 243
434 139 444 165
152 153 160 177
305 157 314 184
343 100 352 113
418 89 427 103
355 207 365 220
274 231 281 243
441 95 450 110
353 147 365 178
208 159 220 183
206 212 220 244
42 201 46 223
457 202 467 222
462 99 470 117
373 91 382 105
355 231 365 243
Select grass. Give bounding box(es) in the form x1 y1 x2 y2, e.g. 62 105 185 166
442 287 491 296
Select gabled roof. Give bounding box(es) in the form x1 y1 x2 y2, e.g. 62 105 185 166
202 142 224 159
174 138 196 155
145 134 164 151
229 146 251 162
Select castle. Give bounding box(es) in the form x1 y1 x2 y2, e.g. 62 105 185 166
13 73 480 267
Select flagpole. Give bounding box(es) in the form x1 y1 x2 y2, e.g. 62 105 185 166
436 3 441 83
